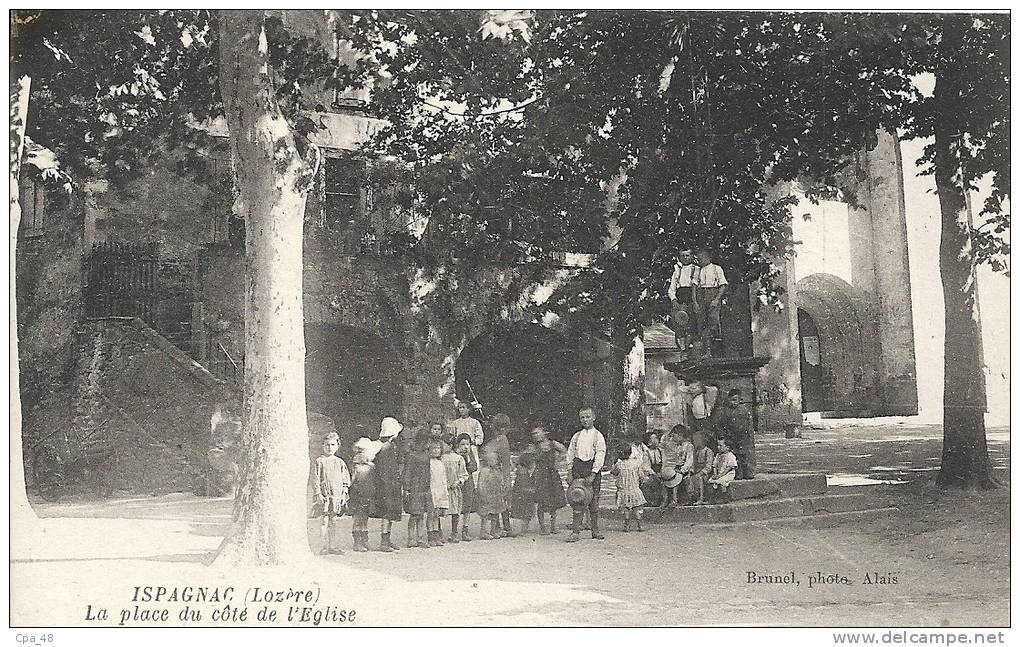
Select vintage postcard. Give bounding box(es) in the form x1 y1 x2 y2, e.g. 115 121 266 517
9 8 1010 635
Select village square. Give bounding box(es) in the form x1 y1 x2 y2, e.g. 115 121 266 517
9 9 1010 631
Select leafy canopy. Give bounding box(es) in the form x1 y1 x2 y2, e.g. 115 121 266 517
336 11 938 336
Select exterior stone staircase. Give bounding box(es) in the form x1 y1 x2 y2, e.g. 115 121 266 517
605 473 893 525
65 316 239 497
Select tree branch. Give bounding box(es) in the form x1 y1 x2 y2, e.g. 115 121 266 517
421 95 539 118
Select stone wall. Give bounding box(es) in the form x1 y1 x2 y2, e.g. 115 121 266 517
84 147 232 259
16 177 86 475
194 240 630 448
751 131 919 421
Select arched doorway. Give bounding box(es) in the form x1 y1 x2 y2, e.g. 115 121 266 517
455 324 580 447
797 308 831 412
794 273 880 415
304 323 402 446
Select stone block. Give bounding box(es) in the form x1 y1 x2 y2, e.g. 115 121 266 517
724 472 828 500
638 492 869 524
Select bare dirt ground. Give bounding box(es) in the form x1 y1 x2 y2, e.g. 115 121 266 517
11 424 1010 627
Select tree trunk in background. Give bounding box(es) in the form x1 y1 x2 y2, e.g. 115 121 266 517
596 331 645 444
214 10 320 566
614 334 646 440
10 74 37 528
932 24 996 489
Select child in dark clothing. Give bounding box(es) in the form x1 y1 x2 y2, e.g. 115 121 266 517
369 416 404 553
455 433 478 541
510 450 539 535
482 413 515 537
402 428 434 548
530 427 567 534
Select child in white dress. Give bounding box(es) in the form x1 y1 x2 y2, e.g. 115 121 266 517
426 440 450 547
708 438 738 502
441 439 469 543
611 443 647 532
313 432 351 555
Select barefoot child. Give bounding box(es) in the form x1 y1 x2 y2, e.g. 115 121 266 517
441 438 469 543
530 427 567 534
476 448 506 540
313 432 351 555
426 439 450 547
510 450 538 535
455 434 478 541
691 436 715 506
611 443 647 531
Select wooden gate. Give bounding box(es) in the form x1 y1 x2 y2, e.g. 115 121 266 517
84 241 159 322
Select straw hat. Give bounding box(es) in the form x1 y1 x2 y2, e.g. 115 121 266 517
566 479 594 507
660 464 684 488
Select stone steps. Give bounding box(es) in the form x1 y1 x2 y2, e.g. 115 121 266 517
585 472 889 526
634 492 870 524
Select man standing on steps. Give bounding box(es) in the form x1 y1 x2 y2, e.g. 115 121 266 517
716 388 755 480
565 407 607 542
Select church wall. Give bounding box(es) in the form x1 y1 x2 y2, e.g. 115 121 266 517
858 131 919 415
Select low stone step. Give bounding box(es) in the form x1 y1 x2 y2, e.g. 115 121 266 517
727 473 828 501
633 493 869 524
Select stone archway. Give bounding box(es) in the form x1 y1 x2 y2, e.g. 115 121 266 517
455 323 580 447
794 273 881 415
304 323 402 449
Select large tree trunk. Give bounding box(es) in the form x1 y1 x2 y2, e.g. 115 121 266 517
932 27 996 489
10 74 37 528
214 10 319 566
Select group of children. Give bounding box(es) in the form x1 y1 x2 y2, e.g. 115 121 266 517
311 403 743 554
637 427 739 509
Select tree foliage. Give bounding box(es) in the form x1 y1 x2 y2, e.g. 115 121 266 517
335 11 949 337
898 14 1010 274
11 10 341 189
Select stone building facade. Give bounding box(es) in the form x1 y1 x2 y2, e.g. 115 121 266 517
752 130 919 426
16 119 920 467
16 45 919 495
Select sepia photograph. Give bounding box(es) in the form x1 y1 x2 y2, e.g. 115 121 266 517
8 8 1011 635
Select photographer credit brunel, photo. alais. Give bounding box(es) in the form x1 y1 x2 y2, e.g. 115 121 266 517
746 571 900 588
